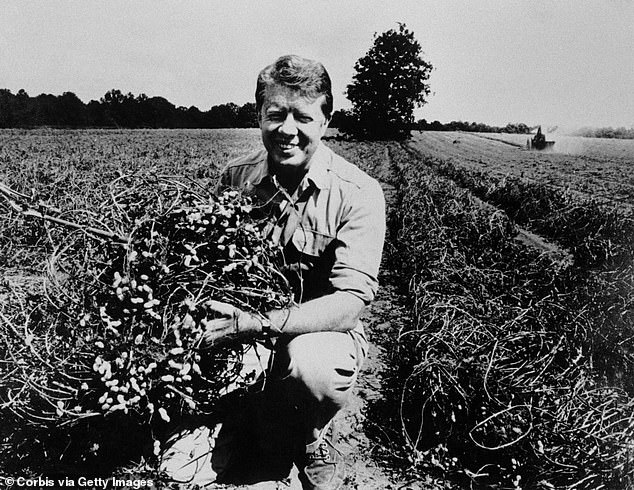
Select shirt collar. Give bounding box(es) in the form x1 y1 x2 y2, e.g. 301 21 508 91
304 143 330 190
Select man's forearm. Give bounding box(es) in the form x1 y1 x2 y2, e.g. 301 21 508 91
239 291 365 338
271 291 365 336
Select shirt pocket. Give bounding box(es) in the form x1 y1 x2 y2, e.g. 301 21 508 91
291 228 334 258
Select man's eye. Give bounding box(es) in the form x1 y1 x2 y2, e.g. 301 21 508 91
297 116 313 123
267 113 285 122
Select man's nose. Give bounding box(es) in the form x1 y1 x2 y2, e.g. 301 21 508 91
279 114 298 135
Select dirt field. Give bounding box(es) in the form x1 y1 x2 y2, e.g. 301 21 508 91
477 131 634 161
0 130 427 489
408 131 634 206
1 129 632 489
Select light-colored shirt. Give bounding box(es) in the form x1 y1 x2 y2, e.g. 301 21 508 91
216 142 386 305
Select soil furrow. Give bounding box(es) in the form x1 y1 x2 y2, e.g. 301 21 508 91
400 141 574 265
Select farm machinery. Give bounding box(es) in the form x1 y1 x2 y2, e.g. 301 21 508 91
527 126 555 150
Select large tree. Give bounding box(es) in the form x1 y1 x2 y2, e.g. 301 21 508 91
346 23 433 139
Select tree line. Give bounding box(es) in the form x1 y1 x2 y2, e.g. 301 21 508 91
0 88 259 129
1 87 629 138
416 119 532 133
569 126 634 140
330 110 534 135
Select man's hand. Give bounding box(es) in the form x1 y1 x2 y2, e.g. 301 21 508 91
199 300 259 348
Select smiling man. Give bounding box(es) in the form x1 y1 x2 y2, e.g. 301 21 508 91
161 55 386 490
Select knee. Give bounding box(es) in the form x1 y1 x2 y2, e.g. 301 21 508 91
283 332 361 409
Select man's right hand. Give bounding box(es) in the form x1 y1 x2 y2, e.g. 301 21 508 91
199 300 258 348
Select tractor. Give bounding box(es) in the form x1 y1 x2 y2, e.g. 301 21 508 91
527 126 555 150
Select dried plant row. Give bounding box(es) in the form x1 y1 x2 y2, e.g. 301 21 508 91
416 154 634 392
380 147 634 489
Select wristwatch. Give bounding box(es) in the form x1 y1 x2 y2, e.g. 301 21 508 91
260 316 274 337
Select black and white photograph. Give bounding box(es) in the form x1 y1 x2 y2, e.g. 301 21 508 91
1 1 633 489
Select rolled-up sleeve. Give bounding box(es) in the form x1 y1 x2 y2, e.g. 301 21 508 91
330 179 386 304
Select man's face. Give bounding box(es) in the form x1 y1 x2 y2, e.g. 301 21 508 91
259 85 330 170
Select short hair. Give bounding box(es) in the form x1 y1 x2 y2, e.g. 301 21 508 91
255 55 333 119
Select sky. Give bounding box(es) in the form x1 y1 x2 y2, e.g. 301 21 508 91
1 0 633 129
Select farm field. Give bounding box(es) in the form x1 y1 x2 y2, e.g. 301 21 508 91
408 131 634 206
475 131 634 161
0 129 262 272
1 129 633 489
0 129 413 489
0 128 262 201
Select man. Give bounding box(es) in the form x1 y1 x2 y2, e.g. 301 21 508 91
161 55 385 490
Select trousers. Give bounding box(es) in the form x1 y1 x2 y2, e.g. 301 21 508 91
269 328 369 438
218 328 369 483
160 328 368 486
